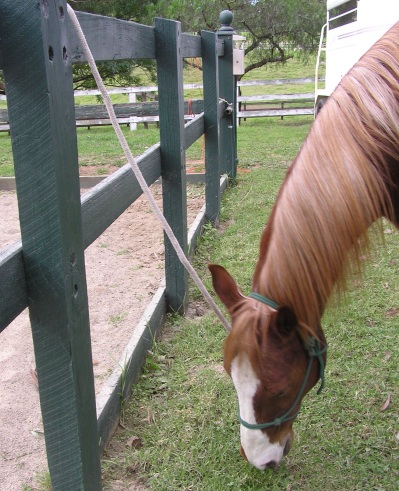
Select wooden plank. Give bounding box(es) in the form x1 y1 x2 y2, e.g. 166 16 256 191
67 11 156 62
0 1 102 489
238 93 314 102
238 77 315 87
0 108 7 121
184 113 204 149
81 144 161 248
76 115 196 126
75 101 160 119
202 30 221 225
75 99 204 120
182 33 202 58
76 118 134 126
0 241 27 333
238 108 314 117
155 17 188 314
73 82 204 97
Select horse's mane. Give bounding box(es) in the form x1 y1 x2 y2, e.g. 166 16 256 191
253 22 399 332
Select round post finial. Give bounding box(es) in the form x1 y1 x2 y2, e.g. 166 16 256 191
218 10 234 33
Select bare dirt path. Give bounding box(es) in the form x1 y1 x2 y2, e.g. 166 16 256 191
0 183 204 490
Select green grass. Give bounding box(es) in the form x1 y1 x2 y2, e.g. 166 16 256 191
100 115 399 490
76 125 160 169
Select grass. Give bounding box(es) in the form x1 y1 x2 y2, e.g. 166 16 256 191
100 114 399 490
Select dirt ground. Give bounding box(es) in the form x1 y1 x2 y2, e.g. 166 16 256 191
0 178 204 490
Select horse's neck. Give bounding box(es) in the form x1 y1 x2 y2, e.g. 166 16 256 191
252 129 388 329
252 25 399 329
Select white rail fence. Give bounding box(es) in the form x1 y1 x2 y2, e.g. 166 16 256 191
0 78 316 131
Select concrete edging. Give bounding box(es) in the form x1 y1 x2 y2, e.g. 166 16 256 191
95 174 227 450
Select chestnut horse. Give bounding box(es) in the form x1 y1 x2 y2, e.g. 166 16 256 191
209 22 399 470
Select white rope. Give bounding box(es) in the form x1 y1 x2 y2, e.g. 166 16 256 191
67 5 231 331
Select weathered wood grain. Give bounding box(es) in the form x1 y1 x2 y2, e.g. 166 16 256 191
202 30 222 225
1 0 102 489
67 11 156 62
156 17 189 313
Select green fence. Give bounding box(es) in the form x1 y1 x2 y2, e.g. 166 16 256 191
0 1 237 489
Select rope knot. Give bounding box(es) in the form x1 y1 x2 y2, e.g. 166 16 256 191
305 336 318 356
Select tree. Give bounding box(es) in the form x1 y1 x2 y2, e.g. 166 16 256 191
152 0 326 78
68 0 158 89
69 0 154 23
68 0 326 87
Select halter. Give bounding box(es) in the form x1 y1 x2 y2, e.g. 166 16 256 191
238 293 327 430
248 292 280 310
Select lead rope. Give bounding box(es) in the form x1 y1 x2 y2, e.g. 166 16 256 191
67 5 231 332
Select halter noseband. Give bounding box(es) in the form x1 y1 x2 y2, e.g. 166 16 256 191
238 293 327 430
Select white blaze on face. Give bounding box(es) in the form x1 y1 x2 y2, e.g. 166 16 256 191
231 354 286 470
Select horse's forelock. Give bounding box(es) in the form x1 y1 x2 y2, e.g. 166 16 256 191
223 301 274 375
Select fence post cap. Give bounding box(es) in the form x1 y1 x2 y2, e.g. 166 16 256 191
218 10 235 34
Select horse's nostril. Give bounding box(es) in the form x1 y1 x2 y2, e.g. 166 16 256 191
283 438 292 456
240 446 248 461
264 460 278 470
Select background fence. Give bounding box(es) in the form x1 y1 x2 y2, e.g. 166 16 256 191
0 2 237 489
0 78 316 132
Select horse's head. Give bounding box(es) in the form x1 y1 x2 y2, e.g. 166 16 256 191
209 264 326 470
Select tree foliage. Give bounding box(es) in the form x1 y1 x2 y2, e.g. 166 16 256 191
69 0 154 23
68 0 326 87
69 0 157 89
153 0 326 77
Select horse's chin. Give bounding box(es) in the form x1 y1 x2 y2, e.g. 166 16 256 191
240 431 293 470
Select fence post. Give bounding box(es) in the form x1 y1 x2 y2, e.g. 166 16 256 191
217 10 237 179
128 91 138 130
202 30 221 226
0 1 101 489
155 17 188 314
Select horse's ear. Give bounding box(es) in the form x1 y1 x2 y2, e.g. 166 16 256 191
275 306 298 336
208 264 244 313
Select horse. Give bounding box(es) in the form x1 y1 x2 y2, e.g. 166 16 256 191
209 21 399 470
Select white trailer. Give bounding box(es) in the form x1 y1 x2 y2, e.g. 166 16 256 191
315 0 399 115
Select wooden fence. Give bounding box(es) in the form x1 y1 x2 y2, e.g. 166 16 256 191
237 78 315 119
0 2 237 489
0 78 316 133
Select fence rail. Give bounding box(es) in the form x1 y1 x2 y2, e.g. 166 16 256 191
0 78 318 132
237 92 314 119
0 2 237 489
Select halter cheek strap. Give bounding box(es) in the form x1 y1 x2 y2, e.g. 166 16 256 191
239 293 327 430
